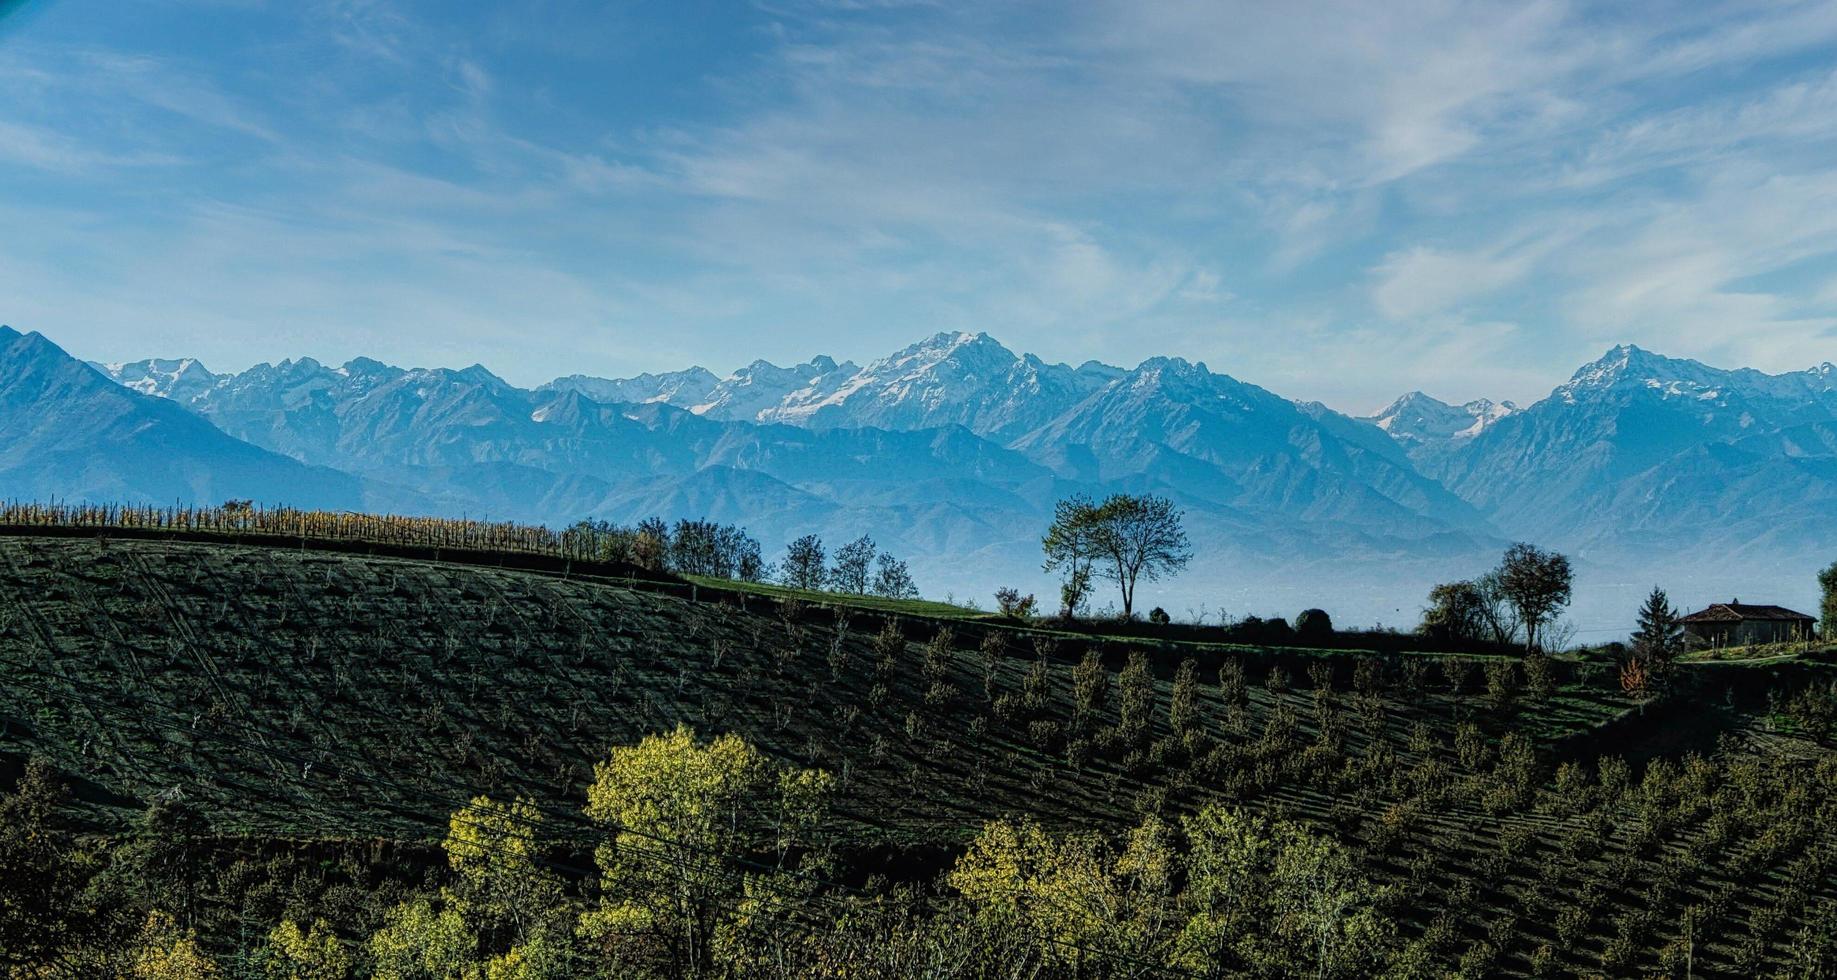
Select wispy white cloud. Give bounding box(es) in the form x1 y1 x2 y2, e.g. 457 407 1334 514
0 119 180 170
1373 247 1532 321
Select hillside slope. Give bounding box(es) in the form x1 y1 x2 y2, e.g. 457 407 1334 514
3 533 1834 975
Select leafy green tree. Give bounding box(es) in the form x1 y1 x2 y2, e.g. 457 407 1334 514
779 534 827 591
994 587 1037 618
579 726 833 975
953 807 1392 978
1043 493 1198 619
1042 494 1100 619
443 796 564 953
0 757 89 969
1060 565 1093 620
870 552 918 599
479 936 567 980
1089 494 1191 619
1295 609 1333 643
830 535 876 594
1176 807 1392 978
1493 543 1573 652
633 517 671 572
107 800 211 930
1472 573 1525 647
666 520 764 580
1420 581 1486 644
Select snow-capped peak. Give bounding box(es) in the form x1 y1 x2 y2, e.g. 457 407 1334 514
539 366 722 407
1365 390 1516 450
92 356 221 403
1556 344 1729 402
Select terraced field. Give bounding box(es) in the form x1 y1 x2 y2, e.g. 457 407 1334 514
1 532 1833 975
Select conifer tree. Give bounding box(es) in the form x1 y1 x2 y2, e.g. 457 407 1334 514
1820 561 1837 641
1631 586 1682 681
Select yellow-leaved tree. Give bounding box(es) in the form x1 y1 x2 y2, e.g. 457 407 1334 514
368 795 570 980
952 805 1393 978
130 911 220 980
1175 806 1392 978
948 814 1180 973
443 795 566 954
256 919 351 980
577 724 834 976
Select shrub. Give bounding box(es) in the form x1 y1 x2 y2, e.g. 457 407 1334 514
977 631 1005 700
1483 659 1520 713
1522 650 1556 700
1295 608 1333 641
873 620 904 680
993 588 1037 619
1116 651 1155 747
1021 653 1050 713
1352 657 1382 694
1217 659 1246 706
1168 659 1199 735
1072 650 1107 732
1441 657 1473 697
1148 606 1171 624
1306 661 1334 693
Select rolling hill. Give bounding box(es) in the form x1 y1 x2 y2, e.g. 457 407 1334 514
0 529 1831 975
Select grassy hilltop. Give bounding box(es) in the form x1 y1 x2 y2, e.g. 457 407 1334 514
1 526 1835 976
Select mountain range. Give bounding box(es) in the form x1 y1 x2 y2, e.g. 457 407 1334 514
3 323 1831 631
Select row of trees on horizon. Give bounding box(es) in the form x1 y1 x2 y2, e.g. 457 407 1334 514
568 518 919 600
6 499 1832 654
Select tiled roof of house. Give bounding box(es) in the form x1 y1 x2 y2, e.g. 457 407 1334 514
1680 601 1815 623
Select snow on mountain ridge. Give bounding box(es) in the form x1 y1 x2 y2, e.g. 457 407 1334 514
1360 392 1518 475
540 367 721 408
93 356 220 402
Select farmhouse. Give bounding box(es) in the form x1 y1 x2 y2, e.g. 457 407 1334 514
1679 600 1816 647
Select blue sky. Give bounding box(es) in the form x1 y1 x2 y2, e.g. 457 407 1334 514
3 0 1836 411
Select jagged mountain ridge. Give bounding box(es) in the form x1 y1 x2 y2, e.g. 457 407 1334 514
1362 391 1517 472
4 327 370 509
107 331 1480 536
72 331 1837 626
1434 344 1837 556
